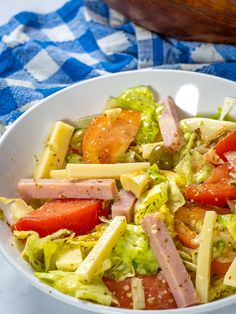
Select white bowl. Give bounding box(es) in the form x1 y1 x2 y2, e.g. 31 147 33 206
1 69 236 314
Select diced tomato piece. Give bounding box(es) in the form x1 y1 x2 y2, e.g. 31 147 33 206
82 110 141 163
104 277 132 309
211 260 231 276
214 130 236 161
174 204 206 225
142 276 177 310
13 199 105 237
103 275 177 310
174 221 199 249
186 182 236 207
206 163 232 184
174 204 230 249
174 205 205 249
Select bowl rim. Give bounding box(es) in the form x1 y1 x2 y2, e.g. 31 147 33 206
1 68 236 314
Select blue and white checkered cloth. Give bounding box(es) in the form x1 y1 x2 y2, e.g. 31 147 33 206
1 0 236 132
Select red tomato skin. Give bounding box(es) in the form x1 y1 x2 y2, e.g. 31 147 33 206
174 220 199 249
141 275 177 310
103 277 133 309
206 163 232 184
174 204 230 249
174 204 206 224
186 182 236 207
82 110 141 164
13 199 104 237
211 260 231 276
103 275 177 310
214 130 236 161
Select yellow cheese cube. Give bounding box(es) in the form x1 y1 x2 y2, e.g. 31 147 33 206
120 170 149 198
224 258 236 287
34 121 74 179
76 216 127 281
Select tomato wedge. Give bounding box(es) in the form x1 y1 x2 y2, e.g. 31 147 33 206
82 110 141 163
214 129 236 161
13 199 106 237
205 163 232 184
211 259 231 276
174 205 206 249
103 275 177 310
174 221 199 249
174 204 230 249
174 204 206 224
186 182 236 207
211 252 236 276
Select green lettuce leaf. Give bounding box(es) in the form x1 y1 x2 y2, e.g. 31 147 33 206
180 118 236 143
105 224 159 280
157 204 176 237
107 86 161 144
175 151 213 185
0 196 33 224
134 182 168 224
35 271 113 306
209 277 236 301
162 170 185 213
213 240 226 259
18 229 71 272
15 224 107 272
217 214 236 241
199 98 236 122
148 163 167 184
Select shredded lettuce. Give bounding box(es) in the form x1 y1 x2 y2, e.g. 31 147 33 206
209 277 236 301
148 163 167 184
180 118 236 143
175 151 213 185
106 86 161 144
213 239 226 259
105 224 159 280
118 146 145 163
205 98 236 122
16 229 72 272
35 271 114 306
217 215 236 242
65 153 83 164
162 171 185 213
134 182 168 224
158 204 175 237
0 196 33 224
16 224 108 273
175 132 199 164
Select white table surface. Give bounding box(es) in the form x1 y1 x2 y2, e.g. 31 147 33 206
0 1 236 314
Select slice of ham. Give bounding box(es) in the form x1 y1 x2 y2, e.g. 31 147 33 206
159 97 183 151
111 189 136 223
18 179 119 200
141 214 199 308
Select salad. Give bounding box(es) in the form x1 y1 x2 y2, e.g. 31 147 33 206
2 86 236 310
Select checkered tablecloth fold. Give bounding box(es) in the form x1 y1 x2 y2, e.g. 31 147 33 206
1 0 236 131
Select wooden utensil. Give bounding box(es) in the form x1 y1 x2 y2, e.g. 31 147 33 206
105 0 236 44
